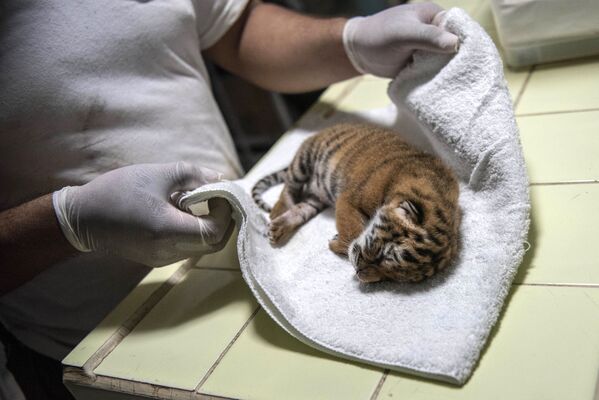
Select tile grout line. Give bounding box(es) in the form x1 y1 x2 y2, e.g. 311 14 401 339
512 65 535 112
514 282 599 289
517 107 599 118
530 180 599 186
194 305 262 393
194 266 241 272
369 369 390 400
80 260 194 378
64 367 241 400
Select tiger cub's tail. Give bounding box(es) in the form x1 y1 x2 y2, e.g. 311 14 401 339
251 168 288 213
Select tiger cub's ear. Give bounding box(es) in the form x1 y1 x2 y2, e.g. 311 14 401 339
396 200 424 224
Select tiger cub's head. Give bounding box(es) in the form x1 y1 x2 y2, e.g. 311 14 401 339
349 198 458 283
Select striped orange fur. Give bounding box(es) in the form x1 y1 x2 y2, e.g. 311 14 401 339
252 123 460 283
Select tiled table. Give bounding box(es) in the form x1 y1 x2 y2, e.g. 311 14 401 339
63 1 599 399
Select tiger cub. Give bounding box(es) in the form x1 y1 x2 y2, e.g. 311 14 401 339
252 123 460 283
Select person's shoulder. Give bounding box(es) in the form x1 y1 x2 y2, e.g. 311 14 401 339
194 0 250 50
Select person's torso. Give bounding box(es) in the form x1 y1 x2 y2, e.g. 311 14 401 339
0 0 243 210
0 0 245 359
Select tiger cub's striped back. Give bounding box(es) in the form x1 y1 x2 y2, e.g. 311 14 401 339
252 123 460 283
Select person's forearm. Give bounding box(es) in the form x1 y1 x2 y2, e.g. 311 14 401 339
204 2 359 93
0 194 76 295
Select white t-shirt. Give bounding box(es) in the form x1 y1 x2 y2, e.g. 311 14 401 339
0 0 249 360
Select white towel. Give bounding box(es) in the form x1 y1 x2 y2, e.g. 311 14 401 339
180 8 530 385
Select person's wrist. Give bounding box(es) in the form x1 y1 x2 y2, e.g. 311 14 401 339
342 16 367 75
52 186 92 253
323 16 360 80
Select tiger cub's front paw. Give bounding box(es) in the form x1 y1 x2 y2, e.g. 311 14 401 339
329 234 348 256
268 215 294 245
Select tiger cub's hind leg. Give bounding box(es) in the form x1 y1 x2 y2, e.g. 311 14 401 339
270 145 312 220
270 185 298 220
269 196 326 245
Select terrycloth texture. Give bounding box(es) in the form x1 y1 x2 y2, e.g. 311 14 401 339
180 8 530 385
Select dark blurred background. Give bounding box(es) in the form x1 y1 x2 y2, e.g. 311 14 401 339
208 0 406 171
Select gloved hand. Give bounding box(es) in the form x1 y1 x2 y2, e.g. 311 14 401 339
52 162 233 267
343 3 459 78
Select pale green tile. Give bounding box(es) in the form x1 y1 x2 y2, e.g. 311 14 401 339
411 0 482 15
361 73 387 82
517 56 599 115
301 77 364 120
502 61 531 102
63 262 182 368
318 77 362 105
471 0 495 30
200 311 383 400
378 285 599 400
336 78 392 112
516 184 599 285
519 111 599 183
94 270 258 390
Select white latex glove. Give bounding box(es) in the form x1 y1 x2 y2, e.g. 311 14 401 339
53 162 233 267
343 3 459 78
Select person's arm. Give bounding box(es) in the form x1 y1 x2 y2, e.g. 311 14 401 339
203 2 459 93
0 195 77 295
204 1 354 93
0 162 233 296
